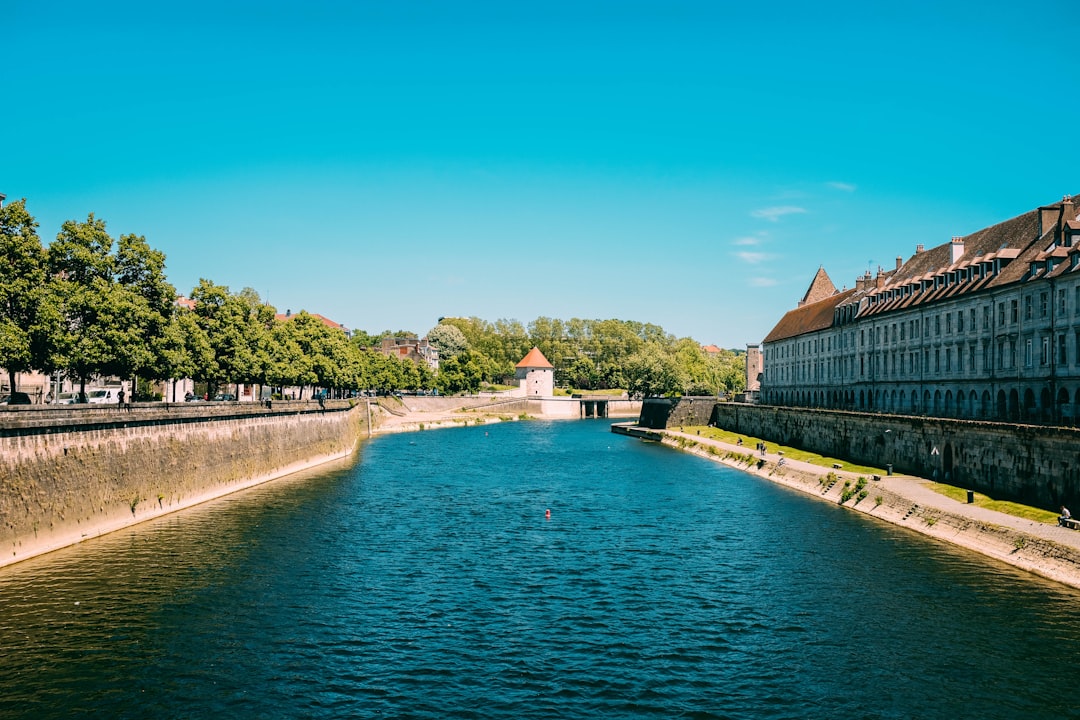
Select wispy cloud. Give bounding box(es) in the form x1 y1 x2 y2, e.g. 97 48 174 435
736 251 768 264
751 205 807 222
827 181 857 192
733 235 762 246
749 277 778 287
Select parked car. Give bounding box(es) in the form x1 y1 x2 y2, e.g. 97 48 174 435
85 388 119 404
0 392 32 405
54 392 81 404
211 393 237 401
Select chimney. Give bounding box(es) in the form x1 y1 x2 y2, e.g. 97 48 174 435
875 267 885 289
950 236 964 264
1040 204 1060 239
0 192 6 209
1064 195 1076 223
915 244 924 254
896 255 903 270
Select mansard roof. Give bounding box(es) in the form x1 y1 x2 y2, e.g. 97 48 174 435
762 195 1079 342
763 287 857 343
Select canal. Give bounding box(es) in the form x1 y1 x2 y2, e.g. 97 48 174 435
1 419 1077 719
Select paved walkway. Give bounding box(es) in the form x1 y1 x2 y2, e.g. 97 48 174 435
665 429 1080 551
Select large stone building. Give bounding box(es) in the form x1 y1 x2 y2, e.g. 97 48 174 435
761 195 1080 424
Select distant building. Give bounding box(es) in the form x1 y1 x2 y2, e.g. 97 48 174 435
760 194 1080 424
515 347 554 397
745 343 762 394
380 336 440 372
702 344 722 356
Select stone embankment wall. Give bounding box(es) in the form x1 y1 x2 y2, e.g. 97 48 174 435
638 397 718 429
662 434 1080 590
0 400 367 567
709 403 1079 511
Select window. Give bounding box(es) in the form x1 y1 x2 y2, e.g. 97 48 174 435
935 315 941 335
998 304 1005 326
1059 334 1067 364
934 349 940 372
957 311 964 333
1025 295 1033 320
1041 336 1049 365
1025 339 1033 367
983 306 990 329
945 348 952 372
969 308 975 330
1011 299 1018 323
1041 292 1048 318
969 344 976 371
946 314 952 334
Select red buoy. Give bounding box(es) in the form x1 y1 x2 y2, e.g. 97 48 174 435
545 509 551 520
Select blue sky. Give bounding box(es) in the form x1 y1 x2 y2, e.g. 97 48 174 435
4 0 1076 348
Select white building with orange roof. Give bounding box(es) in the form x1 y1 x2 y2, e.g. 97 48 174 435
515 347 554 397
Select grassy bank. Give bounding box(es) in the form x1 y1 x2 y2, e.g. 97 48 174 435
682 424 1061 527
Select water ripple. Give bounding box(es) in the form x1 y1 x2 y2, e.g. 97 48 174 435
2 420 1080 719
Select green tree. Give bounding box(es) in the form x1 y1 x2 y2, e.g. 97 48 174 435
162 308 213 401
624 342 688 398
436 349 483 395
189 280 264 395
113 233 176 390
427 322 468 359
265 316 314 395
47 214 119 399
0 199 51 393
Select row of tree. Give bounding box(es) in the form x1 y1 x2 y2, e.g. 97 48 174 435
424 317 746 398
0 200 439 399
2 198 746 399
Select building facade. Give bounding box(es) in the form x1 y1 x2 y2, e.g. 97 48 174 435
761 195 1080 424
379 336 440 372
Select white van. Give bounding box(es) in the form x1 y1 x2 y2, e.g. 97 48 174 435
85 388 120 404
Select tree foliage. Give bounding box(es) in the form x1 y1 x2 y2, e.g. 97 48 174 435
0 199 51 392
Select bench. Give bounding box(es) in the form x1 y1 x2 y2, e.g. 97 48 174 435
832 463 843 469
1060 517 1080 530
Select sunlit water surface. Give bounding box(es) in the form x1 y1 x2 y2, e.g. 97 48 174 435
1 419 1078 719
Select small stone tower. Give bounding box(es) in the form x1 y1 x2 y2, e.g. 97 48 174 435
515 347 554 397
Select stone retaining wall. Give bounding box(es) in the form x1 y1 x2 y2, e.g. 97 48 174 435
0 400 367 567
709 403 1080 511
662 433 1080 590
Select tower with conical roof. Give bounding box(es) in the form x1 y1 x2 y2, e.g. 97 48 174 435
515 347 554 397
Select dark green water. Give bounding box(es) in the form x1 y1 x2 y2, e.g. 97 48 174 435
1 419 1078 719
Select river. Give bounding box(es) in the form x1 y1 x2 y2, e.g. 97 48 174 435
1 419 1077 719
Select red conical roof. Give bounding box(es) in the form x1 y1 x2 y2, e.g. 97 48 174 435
515 347 553 369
